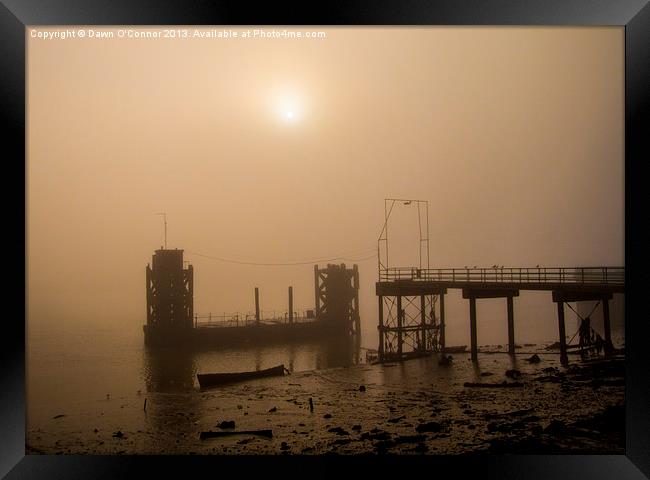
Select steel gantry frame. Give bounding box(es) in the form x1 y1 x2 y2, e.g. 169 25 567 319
378 198 430 274
378 292 444 360
377 199 443 360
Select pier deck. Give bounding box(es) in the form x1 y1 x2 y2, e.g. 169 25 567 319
376 266 624 365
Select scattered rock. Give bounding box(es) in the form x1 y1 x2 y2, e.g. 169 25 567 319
527 354 541 364
218 420 236 429
505 369 522 379
531 425 543 435
439 355 453 366
361 431 391 441
328 427 349 435
416 421 443 433
394 434 427 444
387 416 406 424
413 443 429 453
333 438 351 445
508 408 534 417
544 420 566 435
374 439 396 452
464 381 524 388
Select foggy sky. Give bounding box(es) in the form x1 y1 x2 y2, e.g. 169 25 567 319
27 27 624 347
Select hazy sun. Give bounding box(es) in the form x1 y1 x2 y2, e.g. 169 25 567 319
271 90 304 124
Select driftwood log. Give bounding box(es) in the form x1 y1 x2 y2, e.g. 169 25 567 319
199 430 273 440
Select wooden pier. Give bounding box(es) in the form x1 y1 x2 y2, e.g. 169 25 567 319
376 266 624 365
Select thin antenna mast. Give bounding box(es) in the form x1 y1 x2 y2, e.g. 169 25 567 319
155 212 167 249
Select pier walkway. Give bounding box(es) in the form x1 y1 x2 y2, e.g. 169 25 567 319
376 266 624 365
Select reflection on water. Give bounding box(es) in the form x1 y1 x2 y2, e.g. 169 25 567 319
142 335 361 393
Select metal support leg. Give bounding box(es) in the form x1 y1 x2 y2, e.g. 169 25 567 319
288 286 293 324
557 301 568 366
470 297 478 362
397 295 403 358
603 296 612 357
378 296 384 361
440 293 446 350
507 296 515 354
420 295 426 351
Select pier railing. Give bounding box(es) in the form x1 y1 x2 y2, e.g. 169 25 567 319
378 266 625 286
194 310 316 328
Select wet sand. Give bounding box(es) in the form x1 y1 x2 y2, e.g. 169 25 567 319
27 351 625 455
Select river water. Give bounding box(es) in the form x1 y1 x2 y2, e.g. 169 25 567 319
26 321 624 454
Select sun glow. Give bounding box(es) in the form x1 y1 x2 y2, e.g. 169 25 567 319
271 90 304 124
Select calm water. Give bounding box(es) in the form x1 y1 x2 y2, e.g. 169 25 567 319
27 323 361 414
27 321 624 424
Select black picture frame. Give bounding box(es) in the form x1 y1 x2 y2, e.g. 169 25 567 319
3 1 649 478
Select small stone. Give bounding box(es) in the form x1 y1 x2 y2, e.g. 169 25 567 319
416 421 443 433
268 407 277 413
527 354 541 364
359 385 366 392
387 416 406 423
323 413 332 419
328 426 349 435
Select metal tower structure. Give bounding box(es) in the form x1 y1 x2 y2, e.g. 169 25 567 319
314 263 360 336
145 249 194 343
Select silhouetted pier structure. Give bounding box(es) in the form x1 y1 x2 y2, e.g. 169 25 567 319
144 248 360 347
376 266 624 365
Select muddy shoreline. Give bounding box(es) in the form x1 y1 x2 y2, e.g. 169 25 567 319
27 353 625 455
